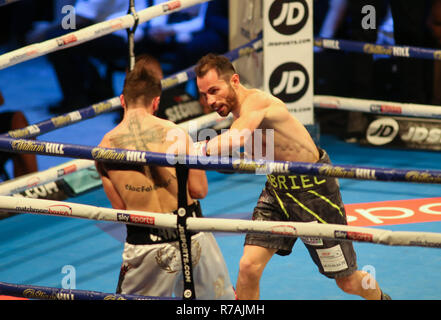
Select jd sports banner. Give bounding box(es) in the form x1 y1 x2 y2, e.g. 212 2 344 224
263 0 314 125
363 116 441 151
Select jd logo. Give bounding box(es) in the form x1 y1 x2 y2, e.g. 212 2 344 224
366 118 399 145
269 0 309 35
269 62 309 102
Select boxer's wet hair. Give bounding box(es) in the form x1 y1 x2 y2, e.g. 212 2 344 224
123 66 162 107
195 53 236 82
134 53 164 80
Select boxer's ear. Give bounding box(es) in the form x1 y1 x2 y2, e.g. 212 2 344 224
120 94 126 108
230 73 240 88
152 96 160 114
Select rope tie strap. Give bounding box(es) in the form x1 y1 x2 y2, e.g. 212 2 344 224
175 164 196 300
126 0 140 71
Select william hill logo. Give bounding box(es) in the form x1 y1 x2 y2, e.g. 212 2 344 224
91 148 147 163
92 148 125 161
11 140 65 155
11 140 45 153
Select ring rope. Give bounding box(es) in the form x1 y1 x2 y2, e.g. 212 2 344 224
0 35 258 195
0 0 212 70
1 0 212 301
126 0 139 72
0 135 440 184
0 112 232 196
2 35 259 140
0 281 177 300
1 195 441 249
314 95 441 119
315 37 441 61
0 159 93 196
3 97 121 139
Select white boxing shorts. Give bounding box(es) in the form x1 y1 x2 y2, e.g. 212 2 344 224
116 232 236 300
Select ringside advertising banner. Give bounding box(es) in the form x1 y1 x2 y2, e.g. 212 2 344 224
346 197 441 227
362 116 441 151
263 0 314 125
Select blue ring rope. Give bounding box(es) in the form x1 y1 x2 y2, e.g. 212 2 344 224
0 135 440 184
0 281 178 300
314 37 441 61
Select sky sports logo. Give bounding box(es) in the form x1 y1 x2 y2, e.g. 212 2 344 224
162 0 181 12
117 212 155 225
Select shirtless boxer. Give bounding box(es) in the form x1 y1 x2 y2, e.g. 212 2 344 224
95 59 235 299
194 53 390 300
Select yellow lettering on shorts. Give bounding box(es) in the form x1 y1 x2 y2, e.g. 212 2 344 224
268 174 328 190
267 175 278 188
288 175 301 190
300 175 313 188
277 175 288 190
314 177 326 185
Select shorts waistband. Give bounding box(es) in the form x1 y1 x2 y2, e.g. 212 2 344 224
126 201 202 245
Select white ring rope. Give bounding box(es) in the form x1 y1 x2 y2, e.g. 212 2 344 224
1 195 441 249
0 159 93 196
0 0 212 70
315 95 441 119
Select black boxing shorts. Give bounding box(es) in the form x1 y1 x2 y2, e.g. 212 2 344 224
245 148 358 279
